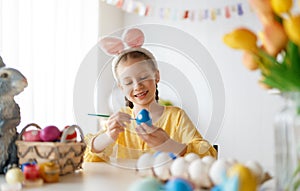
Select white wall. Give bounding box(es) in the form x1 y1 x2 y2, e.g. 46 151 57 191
98 0 285 173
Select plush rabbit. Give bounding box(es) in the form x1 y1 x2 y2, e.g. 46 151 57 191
0 56 28 174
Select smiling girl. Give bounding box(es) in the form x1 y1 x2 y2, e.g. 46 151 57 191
84 29 217 162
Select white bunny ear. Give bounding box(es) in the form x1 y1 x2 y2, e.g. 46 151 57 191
123 28 145 48
99 37 125 55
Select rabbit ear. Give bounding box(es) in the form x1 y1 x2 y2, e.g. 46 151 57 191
0 56 5 67
123 28 145 48
99 37 125 55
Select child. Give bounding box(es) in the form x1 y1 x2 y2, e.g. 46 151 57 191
84 28 217 162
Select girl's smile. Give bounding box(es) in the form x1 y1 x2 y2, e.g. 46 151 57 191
134 90 149 99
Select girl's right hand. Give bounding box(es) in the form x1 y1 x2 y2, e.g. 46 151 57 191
106 112 131 140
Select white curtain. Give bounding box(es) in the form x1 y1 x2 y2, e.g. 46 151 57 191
0 0 99 131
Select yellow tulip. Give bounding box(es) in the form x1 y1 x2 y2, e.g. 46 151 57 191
242 51 259 70
261 20 288 56
270 0 293 15
223 28 258 52
283 15 300 46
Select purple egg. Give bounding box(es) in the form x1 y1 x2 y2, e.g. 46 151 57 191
40 125 61 142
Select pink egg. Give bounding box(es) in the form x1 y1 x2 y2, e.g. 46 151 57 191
40 126 61 142
123 28 144 47
22 130 42 142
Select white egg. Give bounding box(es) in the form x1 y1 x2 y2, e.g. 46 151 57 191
188 158 212 188
209 159 230 185
153 152 174 180
226 158 238 167
184 153 200 163
170 157 188 178
136 153 154 177
201 155 216 168
245 160 264 183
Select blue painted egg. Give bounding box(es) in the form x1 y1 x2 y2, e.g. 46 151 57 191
136 109 152 126
129 177 163 191
164 178 193 191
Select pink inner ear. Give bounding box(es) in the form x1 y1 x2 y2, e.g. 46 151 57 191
99 37 125 55
123 28 145 48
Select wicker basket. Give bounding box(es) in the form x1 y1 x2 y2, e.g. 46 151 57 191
16 123 86 175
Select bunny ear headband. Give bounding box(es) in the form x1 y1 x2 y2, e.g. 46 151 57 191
99 28 157 81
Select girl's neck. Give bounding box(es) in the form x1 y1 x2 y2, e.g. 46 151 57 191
133 101 158 113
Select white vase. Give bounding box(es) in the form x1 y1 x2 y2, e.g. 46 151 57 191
274 92 300 191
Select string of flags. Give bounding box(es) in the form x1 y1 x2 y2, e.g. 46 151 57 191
101 0 250 22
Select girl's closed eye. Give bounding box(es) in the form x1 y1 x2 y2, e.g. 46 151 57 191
139 75 150 81
123 80 133 86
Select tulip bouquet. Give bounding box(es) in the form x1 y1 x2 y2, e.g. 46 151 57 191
223 0 300 92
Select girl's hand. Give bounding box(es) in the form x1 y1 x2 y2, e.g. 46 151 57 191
136 123 187 155
135 123 170 148
106 112 131 140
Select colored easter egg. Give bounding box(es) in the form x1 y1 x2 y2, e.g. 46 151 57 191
245 160 264 184
39 162 60 183
227 163 257 191
136 109 152 126
129 177 163 191
164 178 193 191
40 125 61 142
22 130 42 142
23 163 40 180
62 126 77 142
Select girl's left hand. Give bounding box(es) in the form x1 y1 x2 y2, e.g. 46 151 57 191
135 123 169 148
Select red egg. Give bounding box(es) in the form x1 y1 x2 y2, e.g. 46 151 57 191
40 126 61 142
22 130 42 142
23 164 40 180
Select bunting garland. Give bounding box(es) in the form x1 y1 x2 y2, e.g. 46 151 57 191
101 0 250 22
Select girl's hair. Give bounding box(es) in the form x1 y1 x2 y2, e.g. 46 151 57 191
117 51 159 109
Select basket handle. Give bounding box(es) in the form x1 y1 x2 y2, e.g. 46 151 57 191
18 123 42 140
60 125 85 143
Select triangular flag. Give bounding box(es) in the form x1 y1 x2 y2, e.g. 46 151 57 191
225 6 231 18
183 10 189 19
237 3 244 16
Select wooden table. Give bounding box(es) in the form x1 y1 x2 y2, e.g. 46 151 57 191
0 162 141 191
0 161 275 191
